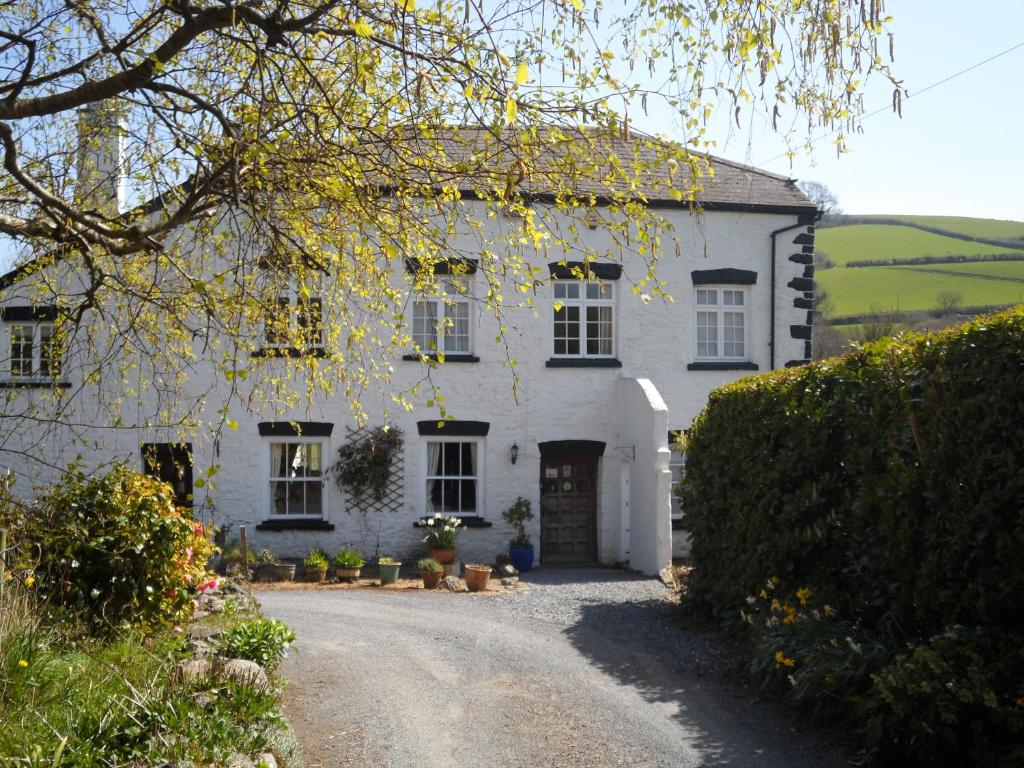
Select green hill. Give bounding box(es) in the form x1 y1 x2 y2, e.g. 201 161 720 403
815 215 1024 318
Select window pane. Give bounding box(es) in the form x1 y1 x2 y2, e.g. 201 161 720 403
462 442 475 476
305 481 322 516
586 282 612 300
298 298 323 346
270 443 288 477
723 311 745 357
287 481 304 515
264 297 291 346
441 441 461 476
586 305 613 355
306 443 322 475
440 479 461 512
724 290 744 307
459 478 477 512
564 283 579 299
670 460 685 520
696 289 717 306
554 305 581 356
38 324 58 377
554 282 567 299
10 324 32 376
412 301 437 350
697 311 718 357
443 301 470 353
271 480 288 514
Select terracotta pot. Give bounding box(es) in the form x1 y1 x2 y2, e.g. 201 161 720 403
464 564 492 592
421 569 444 589
334 566 362 581
305 566 327 583
255 563 296 582
430 547 456 565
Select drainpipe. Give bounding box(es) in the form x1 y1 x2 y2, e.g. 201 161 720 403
769 218 812 370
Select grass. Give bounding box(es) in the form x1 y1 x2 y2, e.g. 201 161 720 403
881 215 1024 242
817 261 1024 316
0 585 295 768
816 224 1016 266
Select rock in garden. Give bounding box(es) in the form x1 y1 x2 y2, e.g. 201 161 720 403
501 577 519 588
226 753 255 768
188 624 221 641
174 658 212 685
495 554 511 568
439 575 465 592
256 754 278 768
501 564 519 577
216 658 270 692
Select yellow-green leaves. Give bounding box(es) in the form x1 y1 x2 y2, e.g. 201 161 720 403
351 19 373 38
505 97 518 123
516 62 529 85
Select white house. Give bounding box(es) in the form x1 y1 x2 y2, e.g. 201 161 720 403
0 124 817 575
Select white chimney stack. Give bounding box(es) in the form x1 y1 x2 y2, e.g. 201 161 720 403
76 102 125 215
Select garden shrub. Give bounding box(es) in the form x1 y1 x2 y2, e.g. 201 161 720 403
219 617 296 670
20 464 214 633
682 307 1024 765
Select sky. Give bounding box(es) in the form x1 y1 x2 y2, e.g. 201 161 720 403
648 1 1024 221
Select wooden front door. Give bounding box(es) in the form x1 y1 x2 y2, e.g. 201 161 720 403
540 454 598 563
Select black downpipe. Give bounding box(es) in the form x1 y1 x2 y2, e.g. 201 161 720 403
769 219 811 369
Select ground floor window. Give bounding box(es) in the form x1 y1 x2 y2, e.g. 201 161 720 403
269 440 324 517
669 431 686 523
425 439 480 516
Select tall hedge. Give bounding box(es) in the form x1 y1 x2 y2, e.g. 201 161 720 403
681 308 1024 765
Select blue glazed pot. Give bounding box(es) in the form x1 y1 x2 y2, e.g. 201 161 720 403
508 544 534 574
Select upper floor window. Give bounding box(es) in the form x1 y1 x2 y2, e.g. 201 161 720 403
552 281 615 358
695 287 746 361
7 320 60 379
411 277 472 355
264 294 323 351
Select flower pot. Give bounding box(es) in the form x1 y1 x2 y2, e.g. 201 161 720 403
430 547 456 565
508 544 534 574
305 566 327 583
334 566 362 581
378 562 402 586
464 564 492 592
421 569 443 589
255 563 296 582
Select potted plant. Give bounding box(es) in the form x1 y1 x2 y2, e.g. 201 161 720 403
464 563 492 592
418 557 444 589
333 547 364 581
420 513 462 564
502 496 535 573
254 548 295 582
304 549 329 583
378 556 402 586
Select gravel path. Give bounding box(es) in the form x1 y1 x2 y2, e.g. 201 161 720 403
259 568 844 768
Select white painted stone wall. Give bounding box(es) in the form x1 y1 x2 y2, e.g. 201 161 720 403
0 201 813 567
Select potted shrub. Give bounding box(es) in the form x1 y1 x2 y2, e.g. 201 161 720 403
420 513 462 564
464 563 492 592
334 547 364 581
378 556 402 586
304 549 329 583
254 548 295 582
418 557 444 589
501 496 535 573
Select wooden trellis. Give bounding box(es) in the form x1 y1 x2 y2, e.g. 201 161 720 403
339 425 405 516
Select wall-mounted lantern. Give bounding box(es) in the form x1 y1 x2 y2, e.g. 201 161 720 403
510 442 519 465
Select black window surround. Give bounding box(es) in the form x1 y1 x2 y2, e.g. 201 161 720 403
546 357 622 368
687 361 759 372
2 305 60 322
251 346 330 359
256 519 336 532
0 380 71 389
405 257 479 275
417 420 490 437
258 421 334 437
691 268 757 285
402 353 480 363
548 261 623 280
413 515 492 528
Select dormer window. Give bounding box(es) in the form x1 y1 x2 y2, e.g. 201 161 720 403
2 307 62 382
258 293 324 356
410 276 473 356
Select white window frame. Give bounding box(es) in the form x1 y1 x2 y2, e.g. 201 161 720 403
6 321 59 379
264 437 328 519
552 280 616 358
263 293 324 350
422 436 485 518
669 449 685 523
410 276 474 356
695 286 748 362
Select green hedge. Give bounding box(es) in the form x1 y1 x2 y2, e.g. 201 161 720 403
681 307 1024 765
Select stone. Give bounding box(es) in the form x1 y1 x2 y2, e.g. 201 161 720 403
494 553 511 568
189 639 215 658
256 754 278 768
658 566 677 589
216 658 270 692
175 658 212 685
501 577 519 588
439 575 465 592
501 564 519 577
188 624 221 641
226 753 255 768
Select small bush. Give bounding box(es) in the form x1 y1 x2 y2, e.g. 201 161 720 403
19 464 215 634
219 618 296 669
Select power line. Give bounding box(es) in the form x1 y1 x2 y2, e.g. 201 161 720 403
759 39 1024 166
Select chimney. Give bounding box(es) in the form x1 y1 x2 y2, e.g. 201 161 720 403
76 102 125 215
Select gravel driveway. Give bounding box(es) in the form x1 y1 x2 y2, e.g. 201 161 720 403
259 568 843 768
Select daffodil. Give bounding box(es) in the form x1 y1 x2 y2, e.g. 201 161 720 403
17 659 28 667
